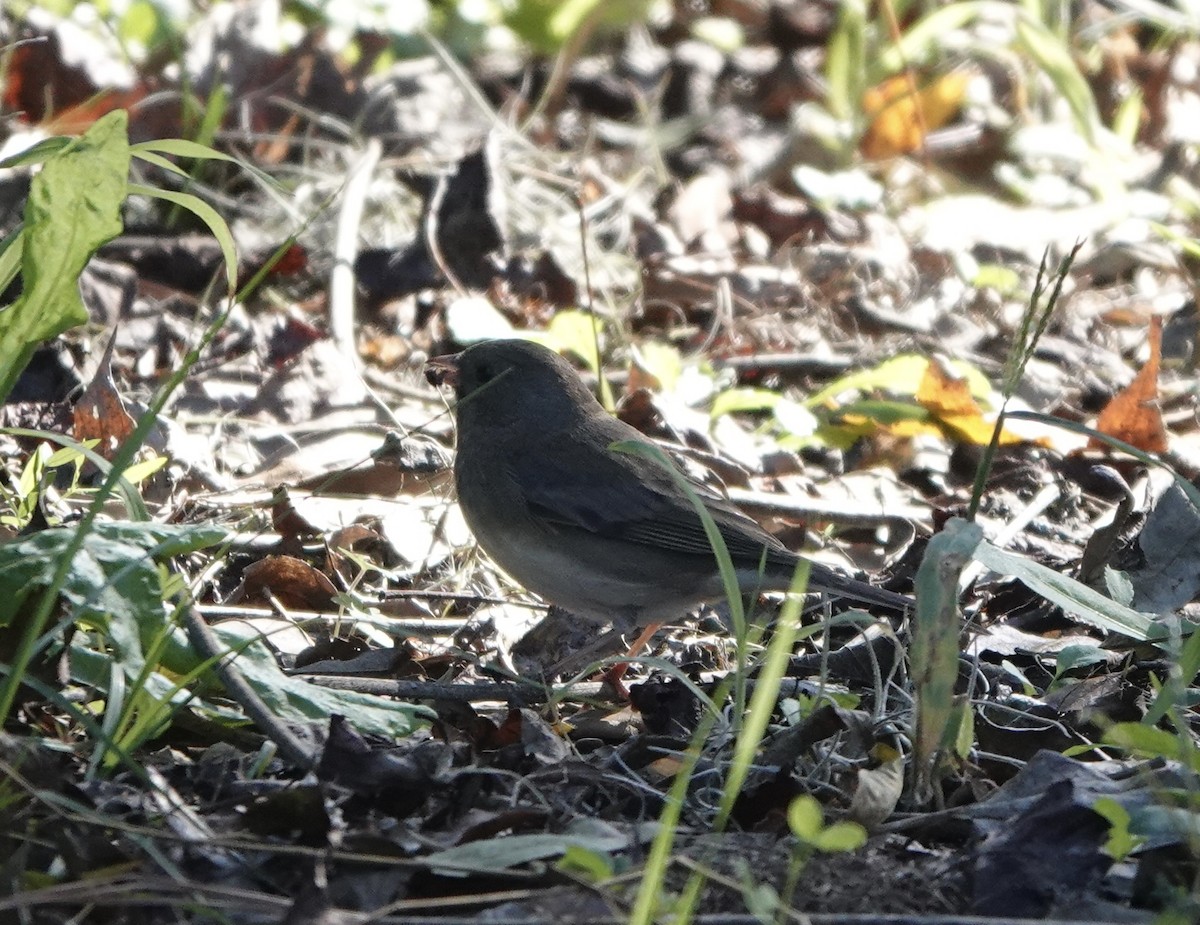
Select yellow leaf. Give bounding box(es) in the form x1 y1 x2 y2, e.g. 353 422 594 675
861 71 971 159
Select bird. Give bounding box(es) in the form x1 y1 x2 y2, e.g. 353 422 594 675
426 339 910 676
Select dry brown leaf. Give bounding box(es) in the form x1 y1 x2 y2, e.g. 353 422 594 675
73 340 135 460
231 554 339 611
847 744 905 828
270 486 322 539
1091 315 1167 453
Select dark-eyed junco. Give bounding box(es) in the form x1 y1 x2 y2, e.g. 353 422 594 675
427 339 910 671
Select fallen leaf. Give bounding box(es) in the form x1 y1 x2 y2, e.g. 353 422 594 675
232 555 338 611
862 71 970 159
1091 315 1167 453
72 335 134 460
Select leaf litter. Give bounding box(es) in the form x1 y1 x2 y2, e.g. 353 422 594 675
0 3 1198 922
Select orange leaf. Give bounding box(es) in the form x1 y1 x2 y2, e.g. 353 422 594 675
1091 316 1167 453
916 358 983 416
861 72 970 160
72 343 134 461
43 88 148 135
915 359 1026 446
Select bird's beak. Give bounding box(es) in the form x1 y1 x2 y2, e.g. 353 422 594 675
425 353 461 389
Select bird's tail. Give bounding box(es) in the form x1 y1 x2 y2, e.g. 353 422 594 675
802 561 912 612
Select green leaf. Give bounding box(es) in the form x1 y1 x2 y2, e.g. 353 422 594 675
911 518 981 797
972 540 1157 641
812 821 868 853
0 521 224 677
1052 643 1110 680
788 795 824 842
1104 722 1192 765
951 698 974 759
0 227 23 293
504 0 653 53
120 454 169 486
834 399 931 425
0 136 72 170
711 387 781 417
1014 13 1100 145
0 112 130 401
118 0 165 47
206 621 430 738
875 3 984 76
0 518 427 738
423 826 628 877
132 136 273 187
127 183 238 291
1 427 149 521
1093 797 1145 861
825 0 867 123
736 859 780 919
556 844 617 881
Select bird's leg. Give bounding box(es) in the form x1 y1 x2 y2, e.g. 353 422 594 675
543 621 666 700
626 620 666 658
601 620 665 699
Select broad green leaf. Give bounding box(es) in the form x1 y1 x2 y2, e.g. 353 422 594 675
1053 643 1111 680
0 111 129 401
813 821 868 852
1105 722 1194 766
973 540 1157 640
422 826 627 876
0 521 224 676
788 794 824 842
911 518 981 798
207 621 431 738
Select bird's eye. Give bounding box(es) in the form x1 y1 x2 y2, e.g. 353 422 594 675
475 364 494 383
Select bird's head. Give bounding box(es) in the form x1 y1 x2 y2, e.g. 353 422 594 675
426 339 599 431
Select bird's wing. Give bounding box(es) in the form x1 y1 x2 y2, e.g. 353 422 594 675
516 432 792 565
